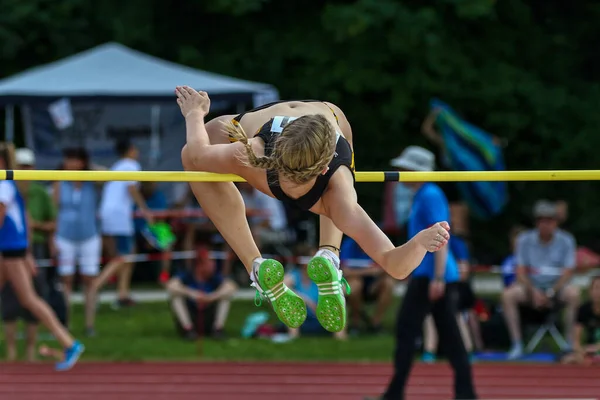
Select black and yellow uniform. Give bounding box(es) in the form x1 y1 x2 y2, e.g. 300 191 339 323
231 101 355 211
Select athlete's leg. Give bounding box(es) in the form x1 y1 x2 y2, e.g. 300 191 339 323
307 216 349 332
4 258 73 348
4 257 84 370
182 115 261 272
307 104 354 332
182 115 306 328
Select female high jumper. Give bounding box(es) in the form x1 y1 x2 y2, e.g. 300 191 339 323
176 86 450 332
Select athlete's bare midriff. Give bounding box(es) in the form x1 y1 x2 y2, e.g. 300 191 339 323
237 101 344 138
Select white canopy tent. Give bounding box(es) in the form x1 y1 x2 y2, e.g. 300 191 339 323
0 42 279 169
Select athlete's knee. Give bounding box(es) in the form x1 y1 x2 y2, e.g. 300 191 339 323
17 291 40 311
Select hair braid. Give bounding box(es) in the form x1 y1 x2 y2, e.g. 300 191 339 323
221 120 279 170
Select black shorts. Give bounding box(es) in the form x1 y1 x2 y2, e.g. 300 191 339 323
0 278 43 324
0 248 27 259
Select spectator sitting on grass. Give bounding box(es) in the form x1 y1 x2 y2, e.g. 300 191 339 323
283 257 347 340
166 244 237 340
561 276 600 365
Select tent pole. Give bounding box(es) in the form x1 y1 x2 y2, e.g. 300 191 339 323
150 105 161 168
5 105 14 143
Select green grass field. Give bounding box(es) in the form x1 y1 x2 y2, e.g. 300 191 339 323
0 300 400 362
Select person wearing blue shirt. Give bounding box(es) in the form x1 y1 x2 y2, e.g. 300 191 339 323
341 236 394 334
0 145 83 371
166 245 237 340
372 146 476 400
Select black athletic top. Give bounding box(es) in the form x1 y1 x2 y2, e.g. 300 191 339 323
232 101 355 211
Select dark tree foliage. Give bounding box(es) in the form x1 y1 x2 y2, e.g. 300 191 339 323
2 0 600 260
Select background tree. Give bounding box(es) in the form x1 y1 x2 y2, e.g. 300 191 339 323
2 0 600 261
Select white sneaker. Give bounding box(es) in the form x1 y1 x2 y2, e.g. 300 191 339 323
507 344 523 360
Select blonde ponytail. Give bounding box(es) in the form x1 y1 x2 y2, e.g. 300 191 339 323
221 120 278 170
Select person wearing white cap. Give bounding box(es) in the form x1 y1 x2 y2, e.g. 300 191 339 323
368 146 477 400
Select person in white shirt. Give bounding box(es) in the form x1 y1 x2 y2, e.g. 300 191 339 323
89 140 152 317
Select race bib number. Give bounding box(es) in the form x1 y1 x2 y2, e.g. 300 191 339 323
271 116 299 133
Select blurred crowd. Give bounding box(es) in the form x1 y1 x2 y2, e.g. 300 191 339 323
0 112 599 366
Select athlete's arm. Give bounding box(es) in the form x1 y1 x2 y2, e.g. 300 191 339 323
178 87 248 175
182 139 248 175
323 172 447 279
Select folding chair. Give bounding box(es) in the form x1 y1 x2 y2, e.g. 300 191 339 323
525 302 570 353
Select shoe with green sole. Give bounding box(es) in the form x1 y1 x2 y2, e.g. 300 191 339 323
307 256 351 332
252 259 307 329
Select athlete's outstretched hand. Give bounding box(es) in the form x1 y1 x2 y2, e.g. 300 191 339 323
415 221 450 252
175 86 210 118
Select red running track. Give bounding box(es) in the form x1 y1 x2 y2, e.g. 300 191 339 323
1 362 599 400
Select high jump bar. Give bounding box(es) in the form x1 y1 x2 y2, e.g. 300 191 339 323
2 170 600 182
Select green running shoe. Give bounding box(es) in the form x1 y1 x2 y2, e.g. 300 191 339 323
307 256 351 332
252 259 307 329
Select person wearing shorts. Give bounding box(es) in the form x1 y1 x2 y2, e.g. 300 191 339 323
91 139 153 316
1 277 44 361
53 147 101 336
